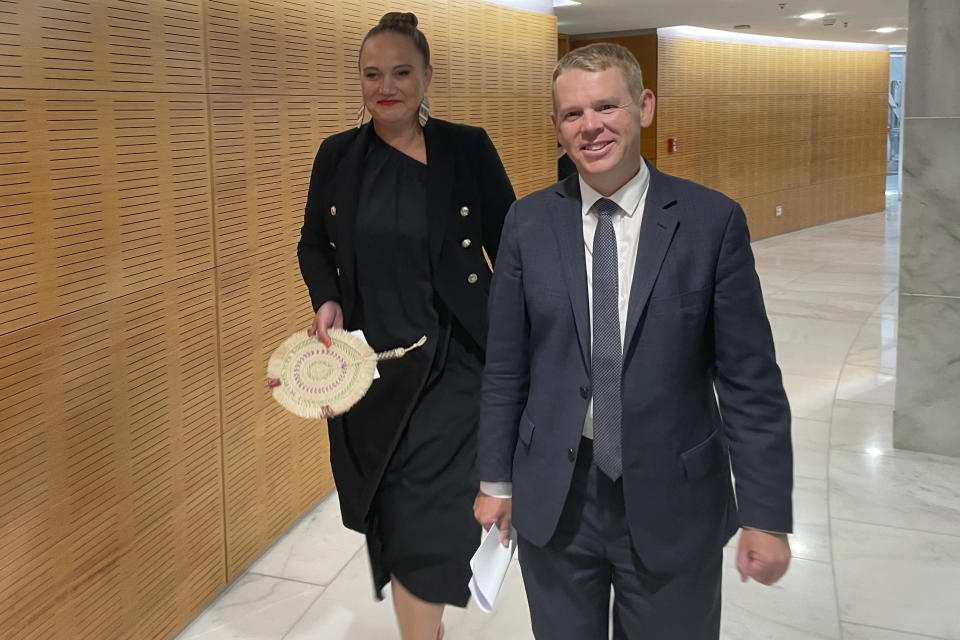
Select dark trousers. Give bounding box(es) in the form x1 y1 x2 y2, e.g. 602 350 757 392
518 439 722 640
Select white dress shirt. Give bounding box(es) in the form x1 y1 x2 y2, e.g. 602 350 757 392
480 163 651 499
578 163 650 439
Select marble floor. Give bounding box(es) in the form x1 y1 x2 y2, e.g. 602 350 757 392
176 198 960 640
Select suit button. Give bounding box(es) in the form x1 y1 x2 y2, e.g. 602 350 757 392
567 448 576 462
329 241 336 249
329 205 337 216
460 206 470 217
461 238 472 248
467 273 478 284
579 386 589 399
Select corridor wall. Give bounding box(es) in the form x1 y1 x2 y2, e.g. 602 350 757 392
564 30 888 240
656 33 889 239
0 1 557 638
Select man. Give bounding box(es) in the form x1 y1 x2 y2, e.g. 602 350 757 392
474 43 793 639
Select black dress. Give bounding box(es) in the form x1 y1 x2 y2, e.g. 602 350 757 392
348 133 482 606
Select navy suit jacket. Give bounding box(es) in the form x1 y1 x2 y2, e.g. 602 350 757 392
478 163 793 574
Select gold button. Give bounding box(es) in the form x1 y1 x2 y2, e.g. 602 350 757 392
461 238 472 249
330 205 337 216
460 206 469 217
329 241 337 249
467 273 478 284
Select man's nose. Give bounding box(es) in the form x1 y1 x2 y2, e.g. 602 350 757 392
581 110 602 134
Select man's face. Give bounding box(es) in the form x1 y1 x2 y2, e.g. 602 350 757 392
552 66 655 194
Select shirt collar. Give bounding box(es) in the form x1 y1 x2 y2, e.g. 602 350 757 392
579 160 650 218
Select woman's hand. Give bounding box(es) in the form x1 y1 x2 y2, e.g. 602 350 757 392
266 301 345 390
308 300 344 347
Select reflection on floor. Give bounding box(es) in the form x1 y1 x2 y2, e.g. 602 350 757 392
177 199 960 640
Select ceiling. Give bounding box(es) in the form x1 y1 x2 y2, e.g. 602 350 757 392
557 0 908 45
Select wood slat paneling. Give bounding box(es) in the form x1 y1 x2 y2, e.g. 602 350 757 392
0 273 223 640
0 2 557 639
656 36 888 239
209 96 346 265
0 91 214 335
218 246 321 576
0 0 206 91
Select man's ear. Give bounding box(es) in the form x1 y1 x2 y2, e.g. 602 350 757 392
639 89 656 128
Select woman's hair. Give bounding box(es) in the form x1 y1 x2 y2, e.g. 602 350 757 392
360 12 431 66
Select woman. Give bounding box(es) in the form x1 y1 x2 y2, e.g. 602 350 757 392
295 12 515 640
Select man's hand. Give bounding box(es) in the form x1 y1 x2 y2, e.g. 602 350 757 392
736 528 791 585
473 492 512 547
308 300 344 347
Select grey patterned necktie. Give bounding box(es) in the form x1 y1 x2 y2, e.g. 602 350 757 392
591 197 622 480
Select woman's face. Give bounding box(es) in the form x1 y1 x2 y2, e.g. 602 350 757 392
359 32 432 128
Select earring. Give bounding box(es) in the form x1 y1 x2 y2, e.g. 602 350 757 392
418 96 430 127
355 103 366 129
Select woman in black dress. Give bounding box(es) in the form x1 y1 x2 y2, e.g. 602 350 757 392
294 12 514 640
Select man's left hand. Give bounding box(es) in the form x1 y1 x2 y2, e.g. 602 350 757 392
736 528 791 585
473 492 512 548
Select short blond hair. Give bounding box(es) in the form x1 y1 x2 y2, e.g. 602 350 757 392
552 43 645 112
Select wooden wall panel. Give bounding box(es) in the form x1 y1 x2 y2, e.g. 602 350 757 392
205 0 357 96
435 95 556 198
656 36 888 240
0 91 214 336
209 96 346 265
0 0 206 92
0 273 223 640
0 1 556 638
218 248 324 577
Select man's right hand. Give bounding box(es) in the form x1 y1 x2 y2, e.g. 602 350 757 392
308 300 343 347
473 492 512 547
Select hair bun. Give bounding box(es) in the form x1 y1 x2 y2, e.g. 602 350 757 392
379 11 418 28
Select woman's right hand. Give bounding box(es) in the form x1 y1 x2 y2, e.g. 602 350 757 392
308 300 344 348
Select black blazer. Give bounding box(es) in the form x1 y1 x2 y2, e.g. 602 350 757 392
297 118 515 530
298 118 515 348
479 164 792 573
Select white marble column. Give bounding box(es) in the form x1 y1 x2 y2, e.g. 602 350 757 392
895 0 960 455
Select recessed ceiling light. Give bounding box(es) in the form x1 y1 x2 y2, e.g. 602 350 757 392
800 12 826 20
875 27 897 33
553 0 581 6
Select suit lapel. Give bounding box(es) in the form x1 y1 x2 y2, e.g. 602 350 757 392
551 176 592 372
423 121 455 267
332 123 372 300
623 164 679 352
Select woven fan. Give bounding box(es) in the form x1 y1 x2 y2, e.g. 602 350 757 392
268 328 427 419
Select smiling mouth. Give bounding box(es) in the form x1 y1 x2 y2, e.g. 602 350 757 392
582 141 611 152
378 100 401 105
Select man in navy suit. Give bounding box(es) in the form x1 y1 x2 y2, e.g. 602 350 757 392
474 43 793 639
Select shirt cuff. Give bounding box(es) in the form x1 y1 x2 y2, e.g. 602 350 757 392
744 526 789 535
479 481 513 499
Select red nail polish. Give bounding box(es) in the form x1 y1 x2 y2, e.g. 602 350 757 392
324 339 331 348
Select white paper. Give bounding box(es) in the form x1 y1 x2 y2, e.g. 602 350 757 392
469 525 517 613
348 329 379 379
